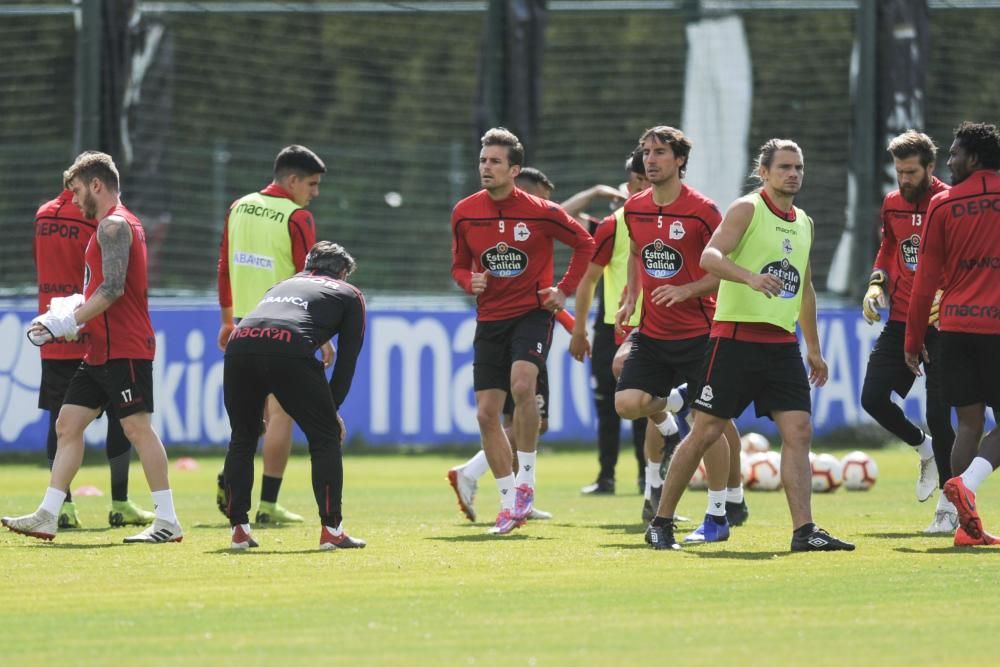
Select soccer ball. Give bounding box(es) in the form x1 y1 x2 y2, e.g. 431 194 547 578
841 451 878 490
688 459 708 490
741 432 770 454
745 451 781 491
811 453 843 493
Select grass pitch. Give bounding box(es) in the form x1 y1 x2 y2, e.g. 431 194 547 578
2 445 998 666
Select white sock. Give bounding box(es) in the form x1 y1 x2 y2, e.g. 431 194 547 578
40 487 67 516
235 523 252 534
655 412 678 437
324 523 343 536
665 388 684 414
935 494 956 513
960 457 994 493
914 433 934 460
707 489 727 517
150 489 177 523
726 485 744 504
495 474 516 511
515 451 537 488
645 460 660 500
464 449 491 480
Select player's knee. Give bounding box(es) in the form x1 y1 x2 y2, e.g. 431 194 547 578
509 377 536 405
614 392 640 420
476 406 502 431
780 422 813 449
859 384 885 417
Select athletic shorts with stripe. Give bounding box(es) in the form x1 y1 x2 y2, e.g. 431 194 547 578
692 338 810 420
615 332 708 399
62 359 154 418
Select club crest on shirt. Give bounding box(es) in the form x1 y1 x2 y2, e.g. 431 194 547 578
482 242 529 278
782 238 793 255
513 222 530 242
900 234 920 271
641 239 683 279
760 258 801 298
669 221 685 240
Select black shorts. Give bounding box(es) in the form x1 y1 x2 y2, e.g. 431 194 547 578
38 358 82 411
615 332 708 398
63 359 154 418
693 338 810 420
502 364 550 419
940 331 1000 408
473 310 553 392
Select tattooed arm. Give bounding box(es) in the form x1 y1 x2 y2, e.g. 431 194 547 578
71 215 133 325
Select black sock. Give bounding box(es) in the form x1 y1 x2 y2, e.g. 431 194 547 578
794 522 816 537
260 475 282 503
651 516 674 528
64 488 73 503
108 451 131 502
710 514 727 525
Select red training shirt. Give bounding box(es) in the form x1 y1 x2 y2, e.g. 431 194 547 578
590 214 618 268
451 187 594 321
217 183 317 309
33 190 95 360
83 203 156 365
906 169 1000 354
872 177 949 322
623 184 721 340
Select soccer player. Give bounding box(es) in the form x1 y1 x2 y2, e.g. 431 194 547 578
450 127 594 535
4 152 182 543
447 166 560 524
570 152 650 497
613 126 746 542
860 131 955 533
645 138 854 552
32 178 155 529
222 241 365 551
905 121 1000 547
216 145 332 524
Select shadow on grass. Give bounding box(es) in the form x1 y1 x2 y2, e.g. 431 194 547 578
599 542 655 550
895 546 1000 555
598 523 646 535
425 534 554 542
862 532 928 539
39 542 121 549
202 548 349 556
689 550 791 560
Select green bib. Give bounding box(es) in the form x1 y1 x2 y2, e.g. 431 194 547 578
602 207 643 327
714 193 812 333
227 192 301 318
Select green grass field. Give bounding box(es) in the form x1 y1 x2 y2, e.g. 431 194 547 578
2 445 998 666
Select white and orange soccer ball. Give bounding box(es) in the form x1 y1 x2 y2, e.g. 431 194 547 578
745 451 782 491
688 459 708 490
740 432 770 454
841 451 878 490
811 453 843 493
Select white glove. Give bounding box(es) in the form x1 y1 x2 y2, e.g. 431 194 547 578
28 293 83 345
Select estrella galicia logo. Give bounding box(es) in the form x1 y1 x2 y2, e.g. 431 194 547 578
900 234 920 271
482 242 528 278
761 259 801 298
641 239 683 279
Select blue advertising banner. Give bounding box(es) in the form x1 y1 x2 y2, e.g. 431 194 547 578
0 301 962 451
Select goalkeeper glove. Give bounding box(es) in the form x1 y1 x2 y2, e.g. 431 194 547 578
862 270 888 325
